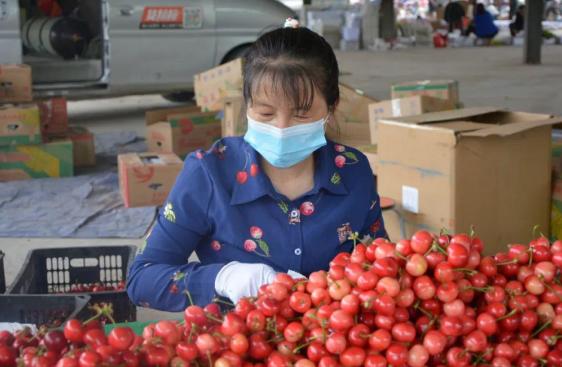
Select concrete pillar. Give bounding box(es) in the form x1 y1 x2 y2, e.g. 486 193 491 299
362 1 381 48
524 0 544 64
379 0 397 41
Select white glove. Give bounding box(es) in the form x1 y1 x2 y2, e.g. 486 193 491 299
215 261 277 303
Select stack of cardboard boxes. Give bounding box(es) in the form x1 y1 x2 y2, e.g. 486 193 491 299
369 80 562 251
122 58 562 248
0 64 96 182
119 59 244 208
320 77 560 248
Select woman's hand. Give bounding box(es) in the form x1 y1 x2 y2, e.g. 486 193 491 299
214 261 278 303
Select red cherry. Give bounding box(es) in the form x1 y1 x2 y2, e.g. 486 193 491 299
236 171 248 184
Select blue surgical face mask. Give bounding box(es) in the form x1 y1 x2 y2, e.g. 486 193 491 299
244 115 328 168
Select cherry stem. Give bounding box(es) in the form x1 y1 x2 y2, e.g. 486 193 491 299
266 335 284 344
84 303 115 325
429 242 447 256
454 268 477 275
532 320 552 338
394 252 408 261
212 298 235 307
469 225 476 239
205 312 223 324
293 337 318 354
543 283 562 302
496 259 518 266
413 302 434 320
184 290 194 307
496 308 518 321
532 224 545 239
187 324 195 344
420 318 436 340
464 286 492 293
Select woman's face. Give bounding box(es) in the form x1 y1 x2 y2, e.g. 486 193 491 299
247 78 330 128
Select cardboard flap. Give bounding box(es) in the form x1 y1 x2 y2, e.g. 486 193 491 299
386 107 500 125
431 121 493 133
145 105 202 125
462 116 562 137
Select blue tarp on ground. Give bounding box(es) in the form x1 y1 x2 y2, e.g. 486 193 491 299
0 132 157 238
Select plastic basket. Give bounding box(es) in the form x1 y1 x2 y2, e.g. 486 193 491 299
0 294 90 327
8 246 137 322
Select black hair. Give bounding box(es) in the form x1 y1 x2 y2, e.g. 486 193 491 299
476 3 486 15
243 27 340 113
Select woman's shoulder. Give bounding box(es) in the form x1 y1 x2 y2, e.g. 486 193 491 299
325 140 374 178
183 136 248 178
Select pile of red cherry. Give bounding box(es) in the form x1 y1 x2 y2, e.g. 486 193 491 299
1 230 561 367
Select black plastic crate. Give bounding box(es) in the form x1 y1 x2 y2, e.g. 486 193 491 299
0 294 90 327
0 251 5 293
8 246 137 322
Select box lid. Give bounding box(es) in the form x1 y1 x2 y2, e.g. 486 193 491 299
119 152 183 166
391 80 457 91
381 107 562 137
383 107 499 125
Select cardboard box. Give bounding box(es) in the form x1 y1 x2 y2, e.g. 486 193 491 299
391 80 459 107
377 107 562 253
368 95 456 144
552 130 562 179
68 126 95 167
146 105 202 126
45 126 96 167
38 97 68 136
194 58 243 112
118 152 183 208
0 140 73 182
0 64 32 103
147 111 222 158
327 84 378 146
551 177 562 240
222 95 247 137
357 144 378 174
0 104 41 146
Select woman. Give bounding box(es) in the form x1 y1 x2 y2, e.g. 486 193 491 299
127 20 388 311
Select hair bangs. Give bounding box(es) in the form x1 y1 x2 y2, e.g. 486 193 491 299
245 61 318 112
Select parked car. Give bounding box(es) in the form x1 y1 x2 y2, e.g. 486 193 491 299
0 0 295 101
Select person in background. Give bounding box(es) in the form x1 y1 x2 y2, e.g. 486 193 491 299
444 1 466 33
510 5 525 37
465 3 499 45
127 19 387 310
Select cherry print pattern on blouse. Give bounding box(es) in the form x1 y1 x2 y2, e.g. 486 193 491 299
300 201 315 216
169 271 186 294
288 209 301 225
243 226 271 257
210 240 222 252
236 150 258 185
330 172 342 185
163 203 176 223
195 149 205 159
337 222 354 245
212 142 227 160
333 144 359 168
370 218 382 236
